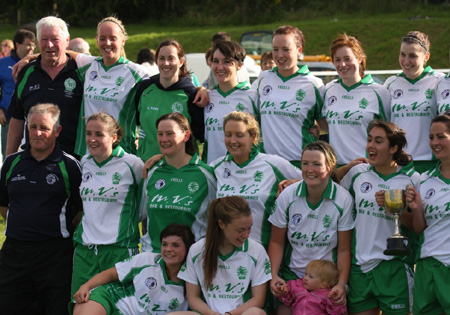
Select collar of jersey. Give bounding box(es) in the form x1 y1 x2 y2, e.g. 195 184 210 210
273 64 310 83
397 66 432 84
87 145 124 167
296 177 336 210
96 56 127 72
158 153 199 168
426 161 450 184
223 146 259 168
214 81 249 98
219 239 249 261
157 255 185 286
337 74 374 92
22 143 62 162
368 161 416 180
446 71 450 78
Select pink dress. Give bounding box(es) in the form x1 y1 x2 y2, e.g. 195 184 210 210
279 279 347 315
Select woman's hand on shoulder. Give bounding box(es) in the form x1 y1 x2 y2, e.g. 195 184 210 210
73 284 91 304
194 87 210 108
328 282 347 305
142 154 163 178
277 179 301 197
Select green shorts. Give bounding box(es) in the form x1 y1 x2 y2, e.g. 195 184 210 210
71 244 138 295
69 283 127 315
348 259 413 315
413 257 450 315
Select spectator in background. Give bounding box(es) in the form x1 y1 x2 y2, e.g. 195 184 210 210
0 39 13 58
252 51 275 89
0 29 35 161
7 16 83 158
68 37 91 54
137 47 159 75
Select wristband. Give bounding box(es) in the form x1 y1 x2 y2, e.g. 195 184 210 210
338 281 349 293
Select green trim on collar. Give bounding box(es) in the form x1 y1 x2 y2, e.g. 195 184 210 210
274 65 310 82
368 161 416 181
296 178 335 209
158 153 199 169
216 81 250 98
219 239 249 261
88 145 124 167
338 74 374 92
158 256 185 286
428 161 450 184
224 146 260 168
99 56 126 71
446 71 450 78
398 66 432 84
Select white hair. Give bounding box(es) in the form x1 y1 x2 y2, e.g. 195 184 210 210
36 16 70 41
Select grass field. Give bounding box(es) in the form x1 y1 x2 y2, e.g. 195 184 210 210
1 7 450 70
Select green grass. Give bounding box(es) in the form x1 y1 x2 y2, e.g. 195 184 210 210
0 218 5 247
1 8 450 69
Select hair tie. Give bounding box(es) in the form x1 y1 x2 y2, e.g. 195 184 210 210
402 35 429 53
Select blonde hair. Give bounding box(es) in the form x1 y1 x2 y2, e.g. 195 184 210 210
223 111 260 146
97 16 127 59
306 260 340 288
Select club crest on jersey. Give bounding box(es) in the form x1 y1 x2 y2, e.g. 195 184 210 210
236 103 246 111
112 172 122 185
425 88 434 99
425 188 435 199
442 89 450 99
169 298 180 310
358 98 369 109
155 179 166 189
296 89 306 101
393 89 403 99
46 173 58 185
322 214 331 228
237 266 248 279
253 171 263 182
291 214 302 226
115 76 124 86
90 71 98 81
205 103 214 113
82 172 93 182
223 168 232 178
188 181 199 193
172 101 184 113
327 96 337 106
145 277 158 289
64 78 76 92
360 182 372 193
262 85 273 96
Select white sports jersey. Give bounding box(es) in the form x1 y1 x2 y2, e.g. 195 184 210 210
417 164 450 265
340 163 420 272
178 238 272 314
321 75 391 165
204 82 258 163
269 179 354 278
436 72 450 114
140 154 216 253
384 67 444 161
75 55 150 156
107 252 188 314
257 66 324 161
74 146 144 247
212 149 302 247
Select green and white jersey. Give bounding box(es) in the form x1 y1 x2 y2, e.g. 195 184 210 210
256 66 324 162
140 154 216 253
384 66 444 161
75 55 150 156
269 179 354 278
109 252 188 314
321 75 391 165
417 163 450 265
436 72 450 114
204 82 258 164
212 149 302 247
340 163 420 273
178 238 272 314
74 146 144 248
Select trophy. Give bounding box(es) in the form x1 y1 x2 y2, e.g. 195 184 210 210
383 189 412 256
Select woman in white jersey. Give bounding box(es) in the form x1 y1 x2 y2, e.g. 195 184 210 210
71 223 195 315
436 52 450 114
339 120 419 315
172 196 271 315
211 111 302 249
256 25 324 167
140 112 216 253
268 141 354 314
319 34 390 167
203 40 258 163
407 114 450 315
384 31 444 173
72 113 144 295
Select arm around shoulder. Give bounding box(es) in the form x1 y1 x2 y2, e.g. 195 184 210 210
6 118 25 156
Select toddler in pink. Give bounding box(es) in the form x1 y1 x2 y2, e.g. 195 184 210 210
278 260 347 315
